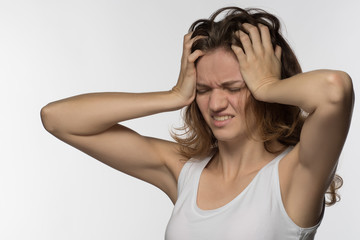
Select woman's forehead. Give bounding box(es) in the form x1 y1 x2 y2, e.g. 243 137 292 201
196 49 243 85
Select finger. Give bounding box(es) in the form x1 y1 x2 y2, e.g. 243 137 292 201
188 49 205 63
275 45 282 62
183 34 207 54
242 23 262 52
258 24 273 52
183 32 193 43
182 34 206 63
181 33 193 63
236 30 254 57
191 35 208 44
231 44 246 62
184 33 207 46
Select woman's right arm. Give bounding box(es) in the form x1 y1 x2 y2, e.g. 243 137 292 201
40 33 204 203
41 91 184 136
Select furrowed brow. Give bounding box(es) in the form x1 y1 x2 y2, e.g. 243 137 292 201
196 83 210 88
221 80 243 87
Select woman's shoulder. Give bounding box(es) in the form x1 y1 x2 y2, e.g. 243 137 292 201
165 146 214 186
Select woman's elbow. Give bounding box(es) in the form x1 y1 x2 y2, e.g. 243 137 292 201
325 70 354 106
40 104 58 133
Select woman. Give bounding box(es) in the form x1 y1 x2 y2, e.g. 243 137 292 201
41 6 354 239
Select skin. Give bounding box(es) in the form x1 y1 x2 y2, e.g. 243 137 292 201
195 49 277 179
41 23 354 229
195 49 249 143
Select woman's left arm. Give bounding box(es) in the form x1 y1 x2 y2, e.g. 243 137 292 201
261 70 354 182
232 23 355 190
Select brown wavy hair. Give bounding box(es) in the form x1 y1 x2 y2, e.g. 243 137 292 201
171 6 342 206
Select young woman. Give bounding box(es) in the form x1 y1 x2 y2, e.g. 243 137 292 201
41 7 354 239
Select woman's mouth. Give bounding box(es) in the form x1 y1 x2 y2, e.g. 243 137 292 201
212 115 234 127
213 115 233 121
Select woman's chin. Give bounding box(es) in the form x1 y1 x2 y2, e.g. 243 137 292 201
213 131 247 143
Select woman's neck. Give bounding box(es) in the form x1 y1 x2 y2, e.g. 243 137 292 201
207 139 284 182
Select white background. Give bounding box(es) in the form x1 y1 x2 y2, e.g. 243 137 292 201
1 0 359 239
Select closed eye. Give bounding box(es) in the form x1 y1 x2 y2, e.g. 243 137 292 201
196 88 210 94
228 88 241 92
223 81 246 93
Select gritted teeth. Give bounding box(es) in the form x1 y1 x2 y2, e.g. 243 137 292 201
213 115 233 121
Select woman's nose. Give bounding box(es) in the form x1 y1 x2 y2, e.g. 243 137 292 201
209 89 228 112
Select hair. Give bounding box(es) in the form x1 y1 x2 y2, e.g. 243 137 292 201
171 6 342 207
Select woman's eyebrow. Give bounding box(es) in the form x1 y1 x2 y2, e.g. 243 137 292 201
196 83 210 88
196 80 244 88
221 80 243 87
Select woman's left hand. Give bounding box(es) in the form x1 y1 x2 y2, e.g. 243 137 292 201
231 23 282 101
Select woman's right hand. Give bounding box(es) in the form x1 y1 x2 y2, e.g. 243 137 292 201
171 32 206 107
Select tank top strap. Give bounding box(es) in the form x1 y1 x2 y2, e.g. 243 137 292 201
274 146 293 164
177 155 213 196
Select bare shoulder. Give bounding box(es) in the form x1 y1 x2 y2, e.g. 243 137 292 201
145 137 187 204
113 134 188 204
278 144 326 228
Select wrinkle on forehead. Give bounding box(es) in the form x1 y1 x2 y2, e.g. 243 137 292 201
196 48 243 87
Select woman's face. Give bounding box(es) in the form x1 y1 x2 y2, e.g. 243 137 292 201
195 48 253 142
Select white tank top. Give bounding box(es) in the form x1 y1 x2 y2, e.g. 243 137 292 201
165 146 325 240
